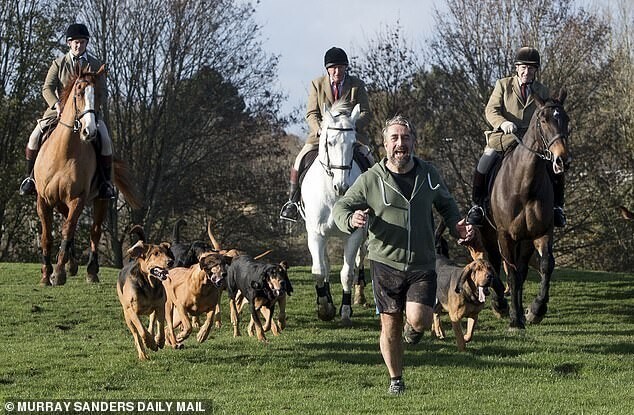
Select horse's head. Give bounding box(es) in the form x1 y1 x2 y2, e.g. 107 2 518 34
59 64 106 142
534 89 571 174
319 102 360 195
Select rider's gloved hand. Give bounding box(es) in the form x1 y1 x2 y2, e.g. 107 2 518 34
55 101 61 118
500 121 517 134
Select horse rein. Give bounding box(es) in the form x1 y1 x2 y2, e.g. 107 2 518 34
320 125 356 177
512 103 567 162
58 78 97 134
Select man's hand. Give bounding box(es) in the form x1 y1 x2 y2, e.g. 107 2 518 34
456 218 474 243
500 121 517 134
350 208 370 229
55 101 61 118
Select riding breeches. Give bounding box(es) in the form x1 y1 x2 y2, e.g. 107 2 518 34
476 147 500 175
27 117 113 156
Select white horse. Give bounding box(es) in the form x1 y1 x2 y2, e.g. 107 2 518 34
301 102 367 325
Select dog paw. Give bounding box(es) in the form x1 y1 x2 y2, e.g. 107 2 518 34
196 331 209 343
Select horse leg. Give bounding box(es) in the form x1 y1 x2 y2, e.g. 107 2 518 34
67 238 79 276
36 197 54 286
86 200 107 283
527 235 554 324
51 200 84 285
339 231 364 326
482 225 509 318
308 233 335 321
498 234 526 329
56 205 78 277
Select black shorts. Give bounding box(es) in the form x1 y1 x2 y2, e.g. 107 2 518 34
370 260 437 313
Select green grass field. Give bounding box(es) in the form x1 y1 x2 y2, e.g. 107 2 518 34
0 262 633 415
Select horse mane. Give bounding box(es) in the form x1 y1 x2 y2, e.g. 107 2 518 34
321 101 355 132
58 73 81 108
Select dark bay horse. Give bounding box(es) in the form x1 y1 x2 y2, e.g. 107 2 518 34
481 89 571 329
34 65 140 286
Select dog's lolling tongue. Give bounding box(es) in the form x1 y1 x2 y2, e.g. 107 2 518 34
478 286 486 303
150 267 169 281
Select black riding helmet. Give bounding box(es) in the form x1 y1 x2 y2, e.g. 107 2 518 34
324 47 349 68
66 23 90 41
514 47 540 67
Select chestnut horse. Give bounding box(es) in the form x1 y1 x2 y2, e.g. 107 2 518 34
481 89 571 329
34 65 140 286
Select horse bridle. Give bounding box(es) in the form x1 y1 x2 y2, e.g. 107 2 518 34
319 125 355 177
58 78 97 134
513 103 568 162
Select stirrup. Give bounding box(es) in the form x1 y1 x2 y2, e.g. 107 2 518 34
279 201 298 223
19 177 36 196
554 206 566 228
466 205 485 227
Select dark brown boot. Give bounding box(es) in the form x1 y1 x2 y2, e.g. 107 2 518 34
466 170 487 226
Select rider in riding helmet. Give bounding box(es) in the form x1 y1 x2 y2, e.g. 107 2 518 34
279 46 373 222
19 23 116 199
466 46 566 228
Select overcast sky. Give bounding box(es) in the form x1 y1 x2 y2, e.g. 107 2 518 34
252 0 613 137
252 0 443 136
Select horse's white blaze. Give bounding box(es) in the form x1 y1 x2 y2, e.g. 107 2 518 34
302 103 366 308
80 85 97 141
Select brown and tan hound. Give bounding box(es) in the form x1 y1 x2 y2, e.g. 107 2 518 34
116 227 175 360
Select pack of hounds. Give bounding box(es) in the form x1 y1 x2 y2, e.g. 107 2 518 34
116 219 292 360
117 210 584 359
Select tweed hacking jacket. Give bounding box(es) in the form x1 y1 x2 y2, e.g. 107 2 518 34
305 73 371 145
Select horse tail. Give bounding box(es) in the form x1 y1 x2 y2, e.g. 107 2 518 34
113 157 142 209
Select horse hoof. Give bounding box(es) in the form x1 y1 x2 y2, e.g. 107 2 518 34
50 273 66 286
86 274 100 284
68 262 79 276
526 309 544 324
340 304 353 327
317 301 336 321
508 321 526 331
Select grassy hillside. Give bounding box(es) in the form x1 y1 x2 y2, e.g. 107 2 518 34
0 262 633 414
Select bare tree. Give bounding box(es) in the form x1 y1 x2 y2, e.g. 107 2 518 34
0 0 71 261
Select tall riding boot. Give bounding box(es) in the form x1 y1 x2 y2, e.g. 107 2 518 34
19 148 38 196
280 168 301 222
466 170 487 226
98 155 116 199
553 174 566 227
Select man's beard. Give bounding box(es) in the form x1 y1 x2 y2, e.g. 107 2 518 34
388 147 412 169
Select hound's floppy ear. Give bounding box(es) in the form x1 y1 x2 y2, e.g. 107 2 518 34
455 263 474 293
127 240 146 260
224 255 234 265
279 261 289 271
